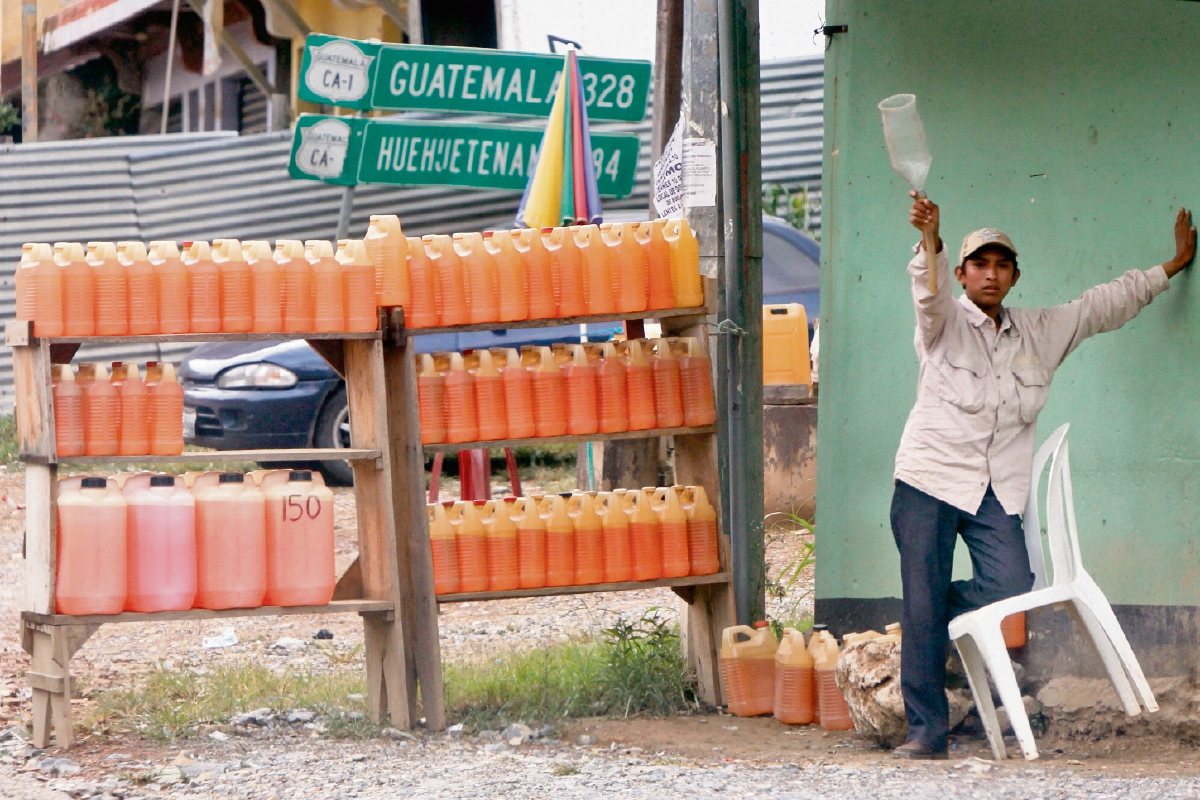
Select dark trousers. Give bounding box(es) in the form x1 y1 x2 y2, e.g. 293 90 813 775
890 480 1034 749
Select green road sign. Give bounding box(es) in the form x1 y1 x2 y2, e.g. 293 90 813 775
298 35 651 122
288 114 366 186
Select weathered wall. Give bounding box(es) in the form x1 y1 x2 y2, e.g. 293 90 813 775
816 0 1200 610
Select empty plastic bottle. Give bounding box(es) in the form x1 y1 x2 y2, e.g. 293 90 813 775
337 239 379 332
16 243 63 337
596 491 632 583
455 232 500 324
481 498 520 591
244 240 282 333
467 349 507 442
720 624 778 717
441 352 479 444
541 494 575 588
663 218 704 308
364 214 410 307
623 489 663 582
120 241 158 335
149 241 190 334
491 348 535 440
511 496 547 589
405 235 440 328
543 227 586 317
568 492 604 585
574 225 615 315
51 364 84 457
638 220 675 311
618 339 658 431
88 242 128 336
263 470 335 606
306 240 345 333
429 501 460 596
676 336 717 427
650 338 685 429
79 362 119 456
425 235 468 327
146 362 184 455
276 240 314 332
195 473 267 609
184 241 222 334
213 239 253 333
124 475 197 613
601 222 649 313
564 344 599 436
682 485 720 576
416 353 447 445
652 486 691 578
774 627 815 724
485 230 529 322
595 342 629 434
513 228 557 319
112 362 149 456
56 477 127 615
524 346 567 438
451 500 489 593
57 242 94 337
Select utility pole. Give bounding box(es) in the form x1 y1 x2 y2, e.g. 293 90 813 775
21 0 38 142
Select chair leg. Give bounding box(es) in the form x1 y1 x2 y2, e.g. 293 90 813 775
1065 600 1140 716
1073 580 1158 713
980 629 1039 760
955 634 1006 761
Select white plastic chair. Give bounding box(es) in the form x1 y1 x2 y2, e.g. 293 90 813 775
948 423 1158 760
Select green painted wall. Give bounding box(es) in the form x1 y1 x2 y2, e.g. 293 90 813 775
816 0 1200 606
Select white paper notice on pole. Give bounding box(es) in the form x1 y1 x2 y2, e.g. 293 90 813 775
682 138 717 208
653 118 684 218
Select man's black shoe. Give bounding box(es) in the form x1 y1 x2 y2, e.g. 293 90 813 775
892 741 949 760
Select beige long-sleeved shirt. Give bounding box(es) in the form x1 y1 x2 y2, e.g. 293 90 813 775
894 244 1170 515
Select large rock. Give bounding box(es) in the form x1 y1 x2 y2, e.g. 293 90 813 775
835 638 974 748
1038 676 1200 743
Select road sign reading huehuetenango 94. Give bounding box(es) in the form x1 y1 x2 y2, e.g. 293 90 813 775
298 35 651 122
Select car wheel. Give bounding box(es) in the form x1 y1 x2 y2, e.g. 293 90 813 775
314 386 355 486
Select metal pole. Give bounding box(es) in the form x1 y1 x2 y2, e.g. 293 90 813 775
21 1 37 143
161 0 181 135
407 0 423 44
335 184 356 240
716 0 764 625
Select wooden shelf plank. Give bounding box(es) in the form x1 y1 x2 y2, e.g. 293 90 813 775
435 572 730 604
399 305 709 337
25 448 382 466
36 331 381 346
22 599 394 627
421 425 717 454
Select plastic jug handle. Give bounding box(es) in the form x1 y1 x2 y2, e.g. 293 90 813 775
721 625 756 650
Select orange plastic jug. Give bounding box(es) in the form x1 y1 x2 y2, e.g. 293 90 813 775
184 241 222 334
539 495 575 588
512 497 547 589
568 492 604 585
481 498 520 591
194 473 267 609
88 242 128 336
676 337 717 427
307 240 345 333
17 243 63 337
543 227 586 317
774 628 815 724
451 232 497 324
622 489 663 582
601 222 649 313
816 634 854 730
1002 612 1027 648
564 344 599 436
467 349 507 442
416 353 447 445
595 342 629 434
120 241 158 336
596 492 632 582
425 235 468 326
79 362 119 456
149 241 189 335
681 485 720 575
441 352 479 444
652 487 691 578
663 218 704 308
525 346 567 438
146 362 184 455
337 239 379 332
275 240 314 332
124 475 196 612
491 348 535 440
638 220 675 311
112 362 149 456
485 230 529 322
720 624 778 717
213 239 253 333
762 304 811 386
649 339 685 429
57 242 94 337
514 228 556 319
263 470 335 606
807 627 826 725
51 364 85 457
429 502 459 595
574 225 615 315
56 477 127 615
451 500 489 593
364 214 410 307
618 339 657 431
405 235 440 328
244 240 282 334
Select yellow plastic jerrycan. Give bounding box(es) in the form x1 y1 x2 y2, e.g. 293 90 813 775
364 214 410 307
541 494 575 588
428 502 460 595
450 500 488 593
567 492 604 585
842 629 882 647
884 622 902 642
662 218 703 308
335 239 378 332
622 488 662 581
762 304 811 387
720 622 777 717
774 627 815 724
651 486 690 578
815 634 854 731
681 485 720 576
512 496 547 589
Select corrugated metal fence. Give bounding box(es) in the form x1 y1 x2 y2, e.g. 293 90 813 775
0 55 822 408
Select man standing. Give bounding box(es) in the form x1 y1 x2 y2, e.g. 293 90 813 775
890 192 1196 759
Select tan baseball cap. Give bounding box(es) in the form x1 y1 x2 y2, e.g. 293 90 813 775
960 228 1017 264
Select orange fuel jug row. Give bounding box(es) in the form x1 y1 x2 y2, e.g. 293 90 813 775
414 338 714 446
54 469 334 616
429 485 719 595
51 361 184 458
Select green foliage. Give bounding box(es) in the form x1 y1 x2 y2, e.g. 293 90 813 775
0 101 19 135
762 182 822 242
70 58 140 138
0 415 19 469
764 510 816 636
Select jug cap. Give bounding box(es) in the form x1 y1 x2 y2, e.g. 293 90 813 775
219 472 245 484
336 239 371 265
81 477 107 489
243 240 273 261
54 242 86 264
274 240 305 260
367 214 402 234
150 475 175 487
213 238 244 260
812 623 828 631
304 240 335 259
289 470 313 481
117 241 149 262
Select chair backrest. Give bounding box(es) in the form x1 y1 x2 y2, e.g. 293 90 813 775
1024 423 1071 590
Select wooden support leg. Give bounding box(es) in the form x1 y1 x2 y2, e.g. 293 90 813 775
677 582 735 706
24 622 97 750
362 612 407 728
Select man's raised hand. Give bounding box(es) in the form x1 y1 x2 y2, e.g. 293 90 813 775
1164 207 1197 278
909 190 941 253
